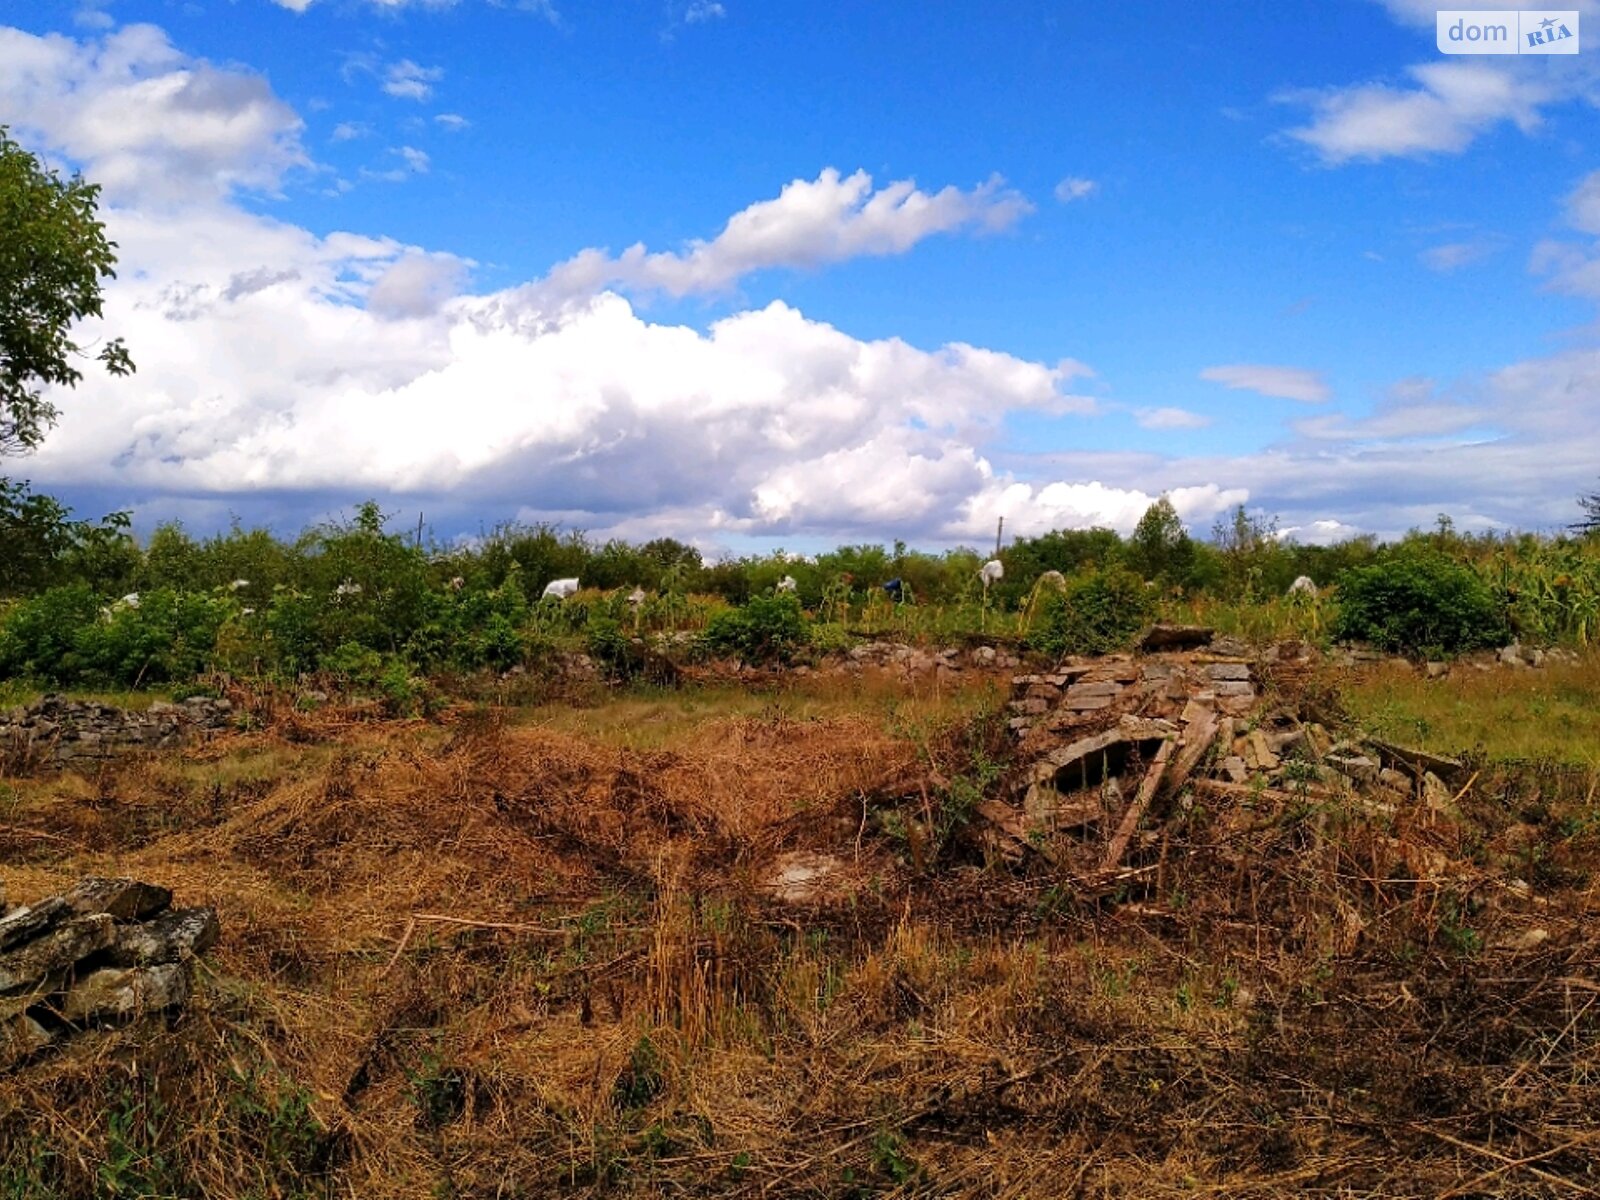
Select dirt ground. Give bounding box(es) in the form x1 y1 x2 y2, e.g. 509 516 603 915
2 660 1599 1198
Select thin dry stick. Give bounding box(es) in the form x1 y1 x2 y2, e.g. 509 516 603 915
1439 1129 1600 1200
1421 1126 1600 1196
408 913 572 935
382 916 417 975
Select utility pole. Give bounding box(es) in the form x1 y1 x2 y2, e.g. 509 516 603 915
416 512 424 548
994 516 1004 558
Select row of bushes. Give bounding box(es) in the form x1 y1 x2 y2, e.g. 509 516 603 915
0 484 1497 615
0 551 1521 692
0 488 1577 692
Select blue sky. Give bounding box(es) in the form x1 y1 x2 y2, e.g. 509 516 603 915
3 0 1600 550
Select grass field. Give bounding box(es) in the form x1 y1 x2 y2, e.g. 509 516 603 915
2 656 1599 1197
1340 653 1600 768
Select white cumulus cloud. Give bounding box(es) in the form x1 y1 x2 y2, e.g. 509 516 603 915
0 24 306 204
1199 364 1331 404
523 167 1033 306
1280 61 1556 164
382 59 443 101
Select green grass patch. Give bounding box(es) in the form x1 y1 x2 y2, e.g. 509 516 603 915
1341 653 1600 766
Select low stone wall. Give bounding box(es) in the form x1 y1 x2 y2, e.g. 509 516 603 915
0 695 234 771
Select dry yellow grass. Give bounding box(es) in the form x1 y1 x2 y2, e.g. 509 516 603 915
2 672 1599 1197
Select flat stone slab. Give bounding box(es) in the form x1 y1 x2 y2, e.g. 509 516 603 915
62 963 189 1023
0 914 114 992
0 898 72 953
108 908 220 967
1066 680 1123 698
63 878 173 922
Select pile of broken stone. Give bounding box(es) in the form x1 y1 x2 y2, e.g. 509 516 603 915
0 877 219 1071
984 626 1465 887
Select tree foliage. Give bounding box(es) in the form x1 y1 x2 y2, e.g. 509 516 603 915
0 125 133 456
1125 497 1196 588
0 477 134 598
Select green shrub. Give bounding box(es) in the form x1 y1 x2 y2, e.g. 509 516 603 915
585 614 645 679
1028 566 1155 657
0 583 100 682
701 594 809 664
406 574 530 672
72 588 236 685
0 586 235 687
1333 552 1510 657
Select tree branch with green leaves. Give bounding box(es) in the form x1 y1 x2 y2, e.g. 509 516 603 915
0 124 133 457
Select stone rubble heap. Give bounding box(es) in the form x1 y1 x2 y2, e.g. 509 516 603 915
0 877 219 1071
982 626 1464 887
0 695 233 771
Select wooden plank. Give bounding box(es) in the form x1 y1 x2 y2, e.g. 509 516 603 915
1100 737 1174 872
1166 706 1220 796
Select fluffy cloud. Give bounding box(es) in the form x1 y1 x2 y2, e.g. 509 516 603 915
685 2 726 22
382 60 443 101
366 251 471 317
1199 364 1331 404
434 113 471 132
1054 177 1097 203
1530 170 1600 299
1569 170 1600 235
28 188 1135 541
523 168 1033 305
0 24 306 203
1280 61 1554 164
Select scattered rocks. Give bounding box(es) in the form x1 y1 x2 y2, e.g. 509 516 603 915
0 877 217 1072
0 696 232 772
1334 640 1581 674
831 641 1020 677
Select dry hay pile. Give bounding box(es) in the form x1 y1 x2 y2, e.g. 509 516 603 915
0 666 1598 1198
